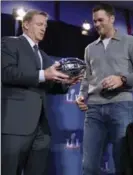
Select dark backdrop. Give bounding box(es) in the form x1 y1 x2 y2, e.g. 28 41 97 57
1 13 99 59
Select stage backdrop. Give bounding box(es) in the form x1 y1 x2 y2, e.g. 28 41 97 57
46 56 115 175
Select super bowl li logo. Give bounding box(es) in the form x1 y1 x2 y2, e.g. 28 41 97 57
101 161 110 173
65 133 80 149
100 152 110 173
66 88 80 103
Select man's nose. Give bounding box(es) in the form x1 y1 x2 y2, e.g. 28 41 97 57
95 21 100 27
41 28 45 32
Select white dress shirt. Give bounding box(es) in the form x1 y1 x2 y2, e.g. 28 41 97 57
23 33 45 82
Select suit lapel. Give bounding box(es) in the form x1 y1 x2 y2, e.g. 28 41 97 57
40 50 54 69
39 50 45 69
18 35 40 69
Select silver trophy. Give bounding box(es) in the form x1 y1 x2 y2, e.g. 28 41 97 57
58 57 86 78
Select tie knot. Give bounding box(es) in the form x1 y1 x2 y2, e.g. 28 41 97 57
33 44 38 51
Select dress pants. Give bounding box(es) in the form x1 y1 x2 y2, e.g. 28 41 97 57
1 107 51 175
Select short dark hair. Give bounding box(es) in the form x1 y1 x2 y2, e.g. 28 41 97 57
92 4 115 16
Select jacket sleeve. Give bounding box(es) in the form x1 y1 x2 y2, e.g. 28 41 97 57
1 37 39 87
39 52 69 94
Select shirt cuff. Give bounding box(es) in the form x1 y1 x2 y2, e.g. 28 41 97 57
39 70 45 83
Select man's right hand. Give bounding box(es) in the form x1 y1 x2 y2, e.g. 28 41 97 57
76 96 88 111
44 62 69 82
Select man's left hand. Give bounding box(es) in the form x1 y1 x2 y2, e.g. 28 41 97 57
102 75 123 90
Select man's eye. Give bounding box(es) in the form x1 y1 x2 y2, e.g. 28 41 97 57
37 23 42 26
99 19 103 22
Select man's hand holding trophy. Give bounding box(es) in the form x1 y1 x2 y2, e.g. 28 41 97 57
56 57 86 85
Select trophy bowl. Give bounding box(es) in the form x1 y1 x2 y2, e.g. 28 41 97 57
57 57 86 77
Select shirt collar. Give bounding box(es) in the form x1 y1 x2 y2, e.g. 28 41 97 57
22 33 38 48
95 29 122 45
112 30 122 40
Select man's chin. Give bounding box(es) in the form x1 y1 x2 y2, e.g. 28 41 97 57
38 36 44 41
98 31 105 36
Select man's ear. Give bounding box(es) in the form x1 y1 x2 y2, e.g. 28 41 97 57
111 15 115 24
23 21 29 30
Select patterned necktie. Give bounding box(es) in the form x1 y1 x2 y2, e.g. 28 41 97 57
33 44 41 69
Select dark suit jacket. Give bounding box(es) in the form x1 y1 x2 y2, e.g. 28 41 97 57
1 35 69 135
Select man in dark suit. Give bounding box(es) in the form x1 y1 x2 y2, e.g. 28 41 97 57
1 9 80 175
